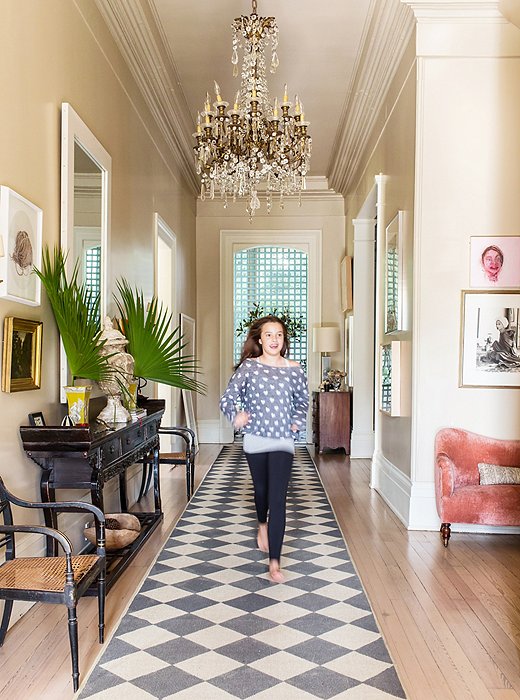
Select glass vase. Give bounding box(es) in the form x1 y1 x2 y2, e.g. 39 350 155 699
64 385 92 426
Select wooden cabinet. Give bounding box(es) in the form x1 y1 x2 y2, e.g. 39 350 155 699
312 391 351 454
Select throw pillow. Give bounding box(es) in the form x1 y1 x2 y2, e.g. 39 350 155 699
478 462 520 485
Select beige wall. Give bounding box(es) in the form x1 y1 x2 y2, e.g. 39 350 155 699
196 195 346 439
0 0 196 554
345 35 417 477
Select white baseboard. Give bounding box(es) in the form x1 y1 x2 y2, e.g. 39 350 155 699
350 430 375 458
197 420 232 443
371 449 411 526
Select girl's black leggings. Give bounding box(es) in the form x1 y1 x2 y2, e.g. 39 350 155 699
245 450 293 561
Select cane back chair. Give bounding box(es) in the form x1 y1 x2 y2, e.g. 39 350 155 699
0 476 106 692
139 426 196 502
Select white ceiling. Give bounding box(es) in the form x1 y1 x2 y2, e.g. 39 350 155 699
152 0 373 178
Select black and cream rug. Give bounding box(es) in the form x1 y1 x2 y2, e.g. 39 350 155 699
80 445 406 699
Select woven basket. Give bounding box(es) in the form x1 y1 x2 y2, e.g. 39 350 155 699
85 512 141 550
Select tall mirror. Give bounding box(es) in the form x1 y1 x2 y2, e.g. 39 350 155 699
60 103 111 401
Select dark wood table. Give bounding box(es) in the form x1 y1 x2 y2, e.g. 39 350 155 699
19 401 164 592
312 390 351 454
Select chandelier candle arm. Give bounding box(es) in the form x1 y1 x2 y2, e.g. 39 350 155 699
193 0 312 218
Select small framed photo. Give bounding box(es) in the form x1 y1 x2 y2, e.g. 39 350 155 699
470 236 520 288
340 256 353 312
28 411 46 427
460 290 520 388
0 186 43 305
2 317 43 392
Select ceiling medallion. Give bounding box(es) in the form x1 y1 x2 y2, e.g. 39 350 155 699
193 0 312 218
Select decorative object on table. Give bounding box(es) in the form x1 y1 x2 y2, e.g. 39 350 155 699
63 385 92 426
319 368 346 392
115 279 205 395
28 411 46 427
0 186 42 306
124 377 138 414
96 316 135 424
460 290 520 388
470 236 520 289
340 256 353 312
192 0 311 219
84 512 141 551
33 247 114 395
235 302 306 342
312 326 340 381
1 317 42 392
384 211 405 334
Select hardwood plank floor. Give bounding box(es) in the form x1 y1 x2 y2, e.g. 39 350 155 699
1 445 519 699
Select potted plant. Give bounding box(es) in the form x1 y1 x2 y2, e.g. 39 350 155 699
34 246 114 423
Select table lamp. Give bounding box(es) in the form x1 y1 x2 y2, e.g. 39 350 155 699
313 326 340 380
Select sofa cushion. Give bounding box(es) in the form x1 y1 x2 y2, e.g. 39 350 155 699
478 463 520 485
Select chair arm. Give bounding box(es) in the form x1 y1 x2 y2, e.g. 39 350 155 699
159 426 195 448
5 492 105 524
0 523 73 555
436 453 455 497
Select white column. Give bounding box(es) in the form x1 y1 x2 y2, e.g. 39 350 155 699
350 218 376 457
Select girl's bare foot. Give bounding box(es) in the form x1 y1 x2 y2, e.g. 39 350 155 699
269 560 285 583
257 523 268 553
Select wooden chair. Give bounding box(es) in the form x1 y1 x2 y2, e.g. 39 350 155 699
0 476 106 692
139 426 196 502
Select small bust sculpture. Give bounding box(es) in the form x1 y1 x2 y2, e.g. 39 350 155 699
97 316 135 423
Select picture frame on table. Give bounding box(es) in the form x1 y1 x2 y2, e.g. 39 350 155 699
28 411 46 427
340 256 353 312
2 317 43 392
460 290 520 388
469 236 520 289
0 186 43 306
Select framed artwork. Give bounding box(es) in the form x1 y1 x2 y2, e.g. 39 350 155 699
179 313 196 371
460 290 520 388
182 389 199 453
470 236 520 288
384 211 405 334
28 411 46 426
0 187 42 305
379 340 411 416
2 317 43 392
344 315 354 388
340 256 353 312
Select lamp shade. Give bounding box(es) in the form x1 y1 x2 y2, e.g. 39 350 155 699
312 327 340 354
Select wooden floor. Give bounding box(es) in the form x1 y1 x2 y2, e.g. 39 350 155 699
1 445 520 699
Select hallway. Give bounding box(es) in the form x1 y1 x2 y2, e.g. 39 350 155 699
1 446 519 699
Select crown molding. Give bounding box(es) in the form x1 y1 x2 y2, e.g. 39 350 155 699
95 0 199 194
402 0 505 21
328 0 415 196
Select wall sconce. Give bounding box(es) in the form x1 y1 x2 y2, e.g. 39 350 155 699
312 326 340 379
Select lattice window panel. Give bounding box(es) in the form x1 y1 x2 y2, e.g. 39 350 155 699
84 245 101 319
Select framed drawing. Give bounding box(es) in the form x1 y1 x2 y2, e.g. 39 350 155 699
469 236 520 288
0 187 42 305
2 317 43 392
340 256 353 312
384 211 404 334
28 411 46 426
179 313 196 371
460 290 520 388
379 340 411 416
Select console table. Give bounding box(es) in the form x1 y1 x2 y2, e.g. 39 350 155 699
19 401 164 593
312 390 351 454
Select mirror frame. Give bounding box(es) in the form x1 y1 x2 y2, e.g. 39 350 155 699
60 102 111 401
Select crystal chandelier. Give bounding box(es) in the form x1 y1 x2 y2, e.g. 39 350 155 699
193 0 312 218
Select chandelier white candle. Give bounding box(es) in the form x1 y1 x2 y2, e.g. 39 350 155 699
193 0 312 218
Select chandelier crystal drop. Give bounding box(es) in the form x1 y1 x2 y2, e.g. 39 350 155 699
193 0 312 218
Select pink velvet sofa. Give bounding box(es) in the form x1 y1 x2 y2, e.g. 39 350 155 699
435 428 520 546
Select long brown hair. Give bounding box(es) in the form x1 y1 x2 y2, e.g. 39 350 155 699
236 315 289 368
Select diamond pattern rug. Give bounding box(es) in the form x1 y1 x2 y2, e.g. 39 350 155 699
79 444 406 699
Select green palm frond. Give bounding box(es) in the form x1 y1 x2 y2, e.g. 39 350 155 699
115 279 206 394
33 246 114 383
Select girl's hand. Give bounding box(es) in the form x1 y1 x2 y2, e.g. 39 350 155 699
233 411 251 429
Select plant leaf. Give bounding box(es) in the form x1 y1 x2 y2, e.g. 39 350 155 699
115 279 206 394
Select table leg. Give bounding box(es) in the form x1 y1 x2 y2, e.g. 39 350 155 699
119 472 128 512
152 444 162 515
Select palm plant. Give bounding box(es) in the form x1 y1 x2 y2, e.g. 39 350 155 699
115 279 205 394
33 246 113 383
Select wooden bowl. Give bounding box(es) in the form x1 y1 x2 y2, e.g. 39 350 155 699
85 512 141 550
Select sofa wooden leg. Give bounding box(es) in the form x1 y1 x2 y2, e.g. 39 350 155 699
440 522 451 547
